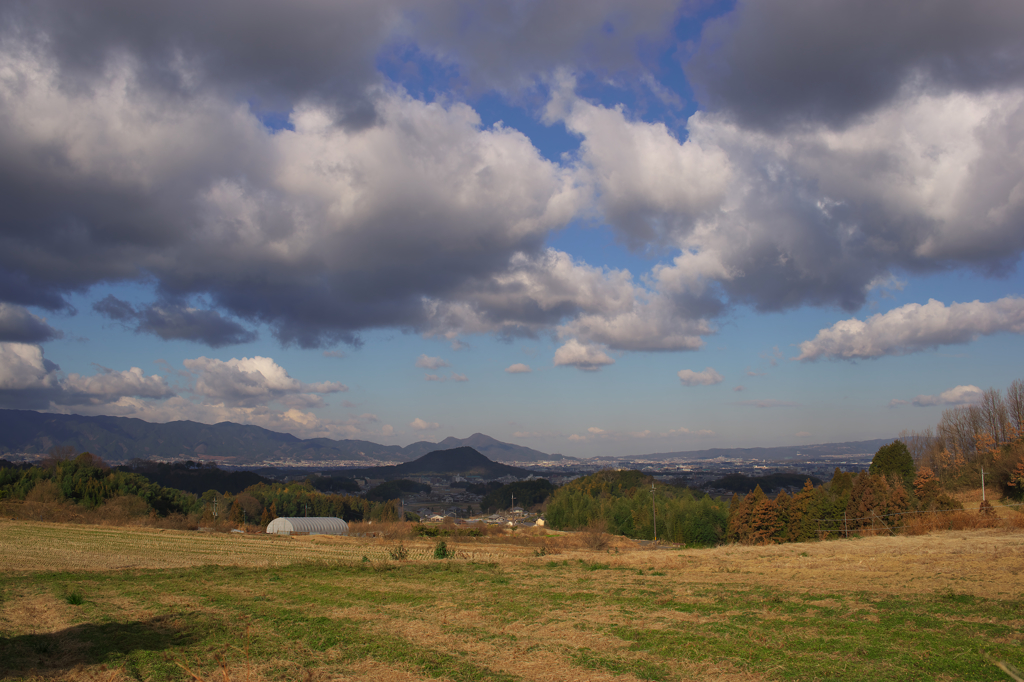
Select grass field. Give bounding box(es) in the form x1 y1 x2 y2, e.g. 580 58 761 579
1 519 1022 681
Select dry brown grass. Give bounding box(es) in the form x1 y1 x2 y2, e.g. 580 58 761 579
903 509 1004 534
951 488 1022 517
603 527 1024 600
0 499 199 531
1 517 1022 681
0 519 553 573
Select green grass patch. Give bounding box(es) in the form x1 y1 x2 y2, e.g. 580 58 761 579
570 647 671 681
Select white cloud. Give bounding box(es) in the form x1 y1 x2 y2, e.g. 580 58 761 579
184 356 346 406
451 373 468 382
0 343 177 411
912 385 984 407
0 346 373 440
416 354 450 370
0 343 60 390
548 79 1024 319
424 374 443 382
677 367 723 386
795 431 811 438
424 248 715 353
63 367 173 401
505 363 532 374
410 417 439 430
557 297 710 352
796 297 1024 361
553 339 615 371
0 2 1022 380
551 81 732 246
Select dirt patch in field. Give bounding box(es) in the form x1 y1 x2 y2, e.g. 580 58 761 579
0 592 73 636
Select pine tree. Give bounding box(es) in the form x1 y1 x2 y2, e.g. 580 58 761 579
913 467 941 509
788 479 817 542
774 491 792 542
731 486 767 544
885 477 909 531
749 495 781 545
1010 458 1024 493
869 440 915 488
849 472 878 530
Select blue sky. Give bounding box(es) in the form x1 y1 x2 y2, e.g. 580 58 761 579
1 0 1023 458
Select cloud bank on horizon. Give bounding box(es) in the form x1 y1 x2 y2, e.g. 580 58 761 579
0 0 1022 454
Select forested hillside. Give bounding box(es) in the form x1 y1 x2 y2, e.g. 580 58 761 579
0 452 397 528
0 453 199 517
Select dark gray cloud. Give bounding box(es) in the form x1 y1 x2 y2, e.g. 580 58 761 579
0 1 695 354
685 0 1024 130
2 0 1022 360
0 304 63 343
0 0 588 348
0 22 578 348
2 0 391 119
402 0 686 92
93 296 257 347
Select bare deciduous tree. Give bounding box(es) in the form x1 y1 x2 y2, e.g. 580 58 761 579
1007 379 1024 436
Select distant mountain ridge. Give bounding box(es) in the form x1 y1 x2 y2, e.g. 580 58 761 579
628 438 896 462
401 433 560 462
348 447 530 480
0 409 563 465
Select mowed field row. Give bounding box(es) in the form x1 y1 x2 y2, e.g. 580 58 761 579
0 520 542 572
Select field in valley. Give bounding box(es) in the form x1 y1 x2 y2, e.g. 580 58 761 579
1 519 1022 681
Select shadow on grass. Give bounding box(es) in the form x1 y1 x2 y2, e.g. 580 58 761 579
0 614 194 678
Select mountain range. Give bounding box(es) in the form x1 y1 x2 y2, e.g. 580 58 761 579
623 438 896 462
0 409 893 466
347 447 530 480
0 409 564 464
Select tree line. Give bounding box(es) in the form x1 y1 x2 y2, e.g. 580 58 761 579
0 452 199 516
543 470 729 547
0 451 399 528
901 378 1024 494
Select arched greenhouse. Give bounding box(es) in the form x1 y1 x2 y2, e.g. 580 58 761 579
265 517 349 536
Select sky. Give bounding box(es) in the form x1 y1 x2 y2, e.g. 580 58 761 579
1 0 1023 458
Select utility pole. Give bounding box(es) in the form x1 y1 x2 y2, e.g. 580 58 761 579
982 466 986 502
510 493 515 517
652 482 657 543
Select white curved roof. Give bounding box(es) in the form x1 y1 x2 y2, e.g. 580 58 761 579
266 517 349 535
